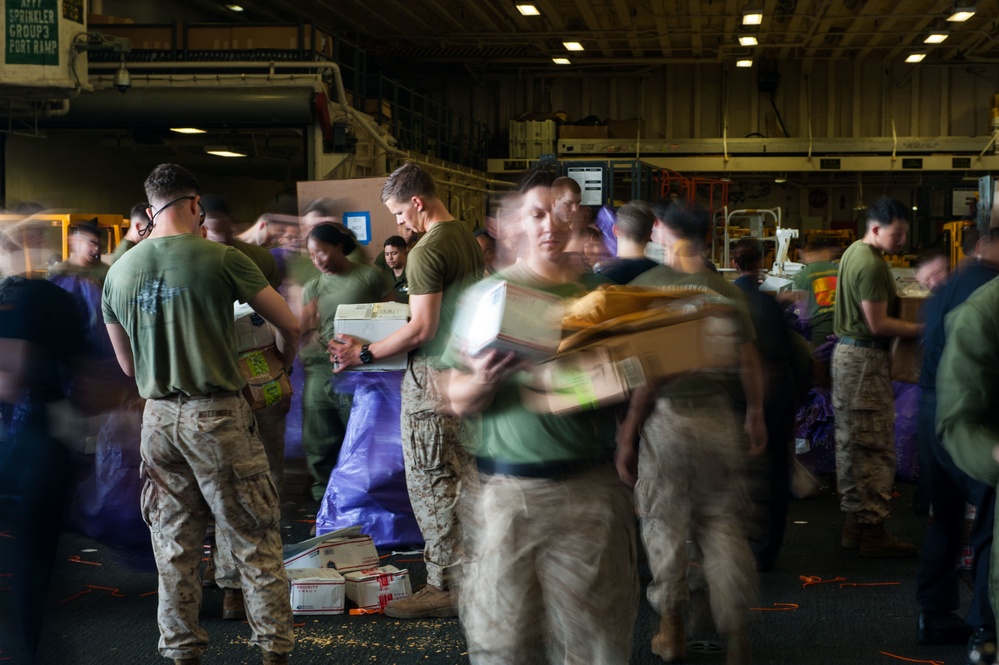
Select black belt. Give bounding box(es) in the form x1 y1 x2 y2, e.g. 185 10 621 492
476 454 613 480
838 336 890 351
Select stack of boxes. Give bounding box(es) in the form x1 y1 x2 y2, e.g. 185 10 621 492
283 529 412 615
508 120 556 159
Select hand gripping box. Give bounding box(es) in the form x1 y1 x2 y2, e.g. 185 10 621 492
343 565 412 611
452 280 564 363
287 568 345 615
333 302 410 371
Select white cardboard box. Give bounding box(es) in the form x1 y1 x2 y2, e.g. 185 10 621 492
453 280 564 363
287 568 345 615
333 302 410 371
318 535 381 573
343 565 412 611
234 302 275 352
283 533 380 573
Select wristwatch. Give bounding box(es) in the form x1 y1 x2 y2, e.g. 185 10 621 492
359 344 374 364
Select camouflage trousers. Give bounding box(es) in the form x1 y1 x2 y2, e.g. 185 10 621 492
831 344 896 524
140 393 293 660
214 398 289 590
461 464 638 665
636 395 756 635
400 355 478 589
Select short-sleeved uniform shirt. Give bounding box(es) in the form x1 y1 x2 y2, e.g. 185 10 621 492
301 263 391 345
630 265 753 400
406 220 485 358
446 262 614 465
833 240 896 341
102 234 269 399
110 239 136 264
49 260 110 287
233 238 282 290
384 267 409 304
792 259 838 345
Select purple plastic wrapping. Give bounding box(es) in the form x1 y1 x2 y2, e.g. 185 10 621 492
893 381 921 483
794 388 837 475
593 205 618 257
283 356 306 459
48 273 115 360
69 405 155 570
315 371 423 548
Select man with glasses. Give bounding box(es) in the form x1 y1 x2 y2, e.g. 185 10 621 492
102 163 300 665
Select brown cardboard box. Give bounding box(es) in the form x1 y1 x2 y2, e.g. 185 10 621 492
237 345 292 410
523 313 741 415
891 295 926 383
606 119 645 139
520 348 644 415
559 125 609 140
187 26 233 50
231 26 306 50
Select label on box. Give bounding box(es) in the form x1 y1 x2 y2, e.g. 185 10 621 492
287 568 345 615
318 535 380 573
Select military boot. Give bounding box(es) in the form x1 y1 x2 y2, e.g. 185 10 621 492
223 588 247 620
841 513 862 549
651 611 685 663
859 522 917 558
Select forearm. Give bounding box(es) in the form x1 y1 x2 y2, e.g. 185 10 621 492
369 318 435 359
617 383 657 450
273 327 300 369
447 369 502 417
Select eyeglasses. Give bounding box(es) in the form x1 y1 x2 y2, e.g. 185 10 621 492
146 195 207 231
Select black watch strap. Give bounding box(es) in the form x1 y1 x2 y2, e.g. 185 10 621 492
359 344 374 364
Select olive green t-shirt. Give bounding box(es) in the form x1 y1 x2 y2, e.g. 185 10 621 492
102 233 269 399
301 263 391 345
233 238 281 290
287 245 369 287
629 265 752 399
448 262 615 465
833 240 896 341
110 238 136 264
49 260 110 287
407 219 485 358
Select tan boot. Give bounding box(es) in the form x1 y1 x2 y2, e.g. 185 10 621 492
261 652 289 665
651 611 685 663
841 513 861 549
383 584 457 619
859 522 917 558
223 588 247 620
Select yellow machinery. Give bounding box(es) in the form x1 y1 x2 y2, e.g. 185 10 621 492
943 220 975 268
0 213 124 277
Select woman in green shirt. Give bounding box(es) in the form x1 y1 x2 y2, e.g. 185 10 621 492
299 224 390 501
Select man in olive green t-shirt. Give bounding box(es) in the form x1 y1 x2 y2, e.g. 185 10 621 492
332 162 484 619
102 164 300 665
832 196 923 559
110 202 152 264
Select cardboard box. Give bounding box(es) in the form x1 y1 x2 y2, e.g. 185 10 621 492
317 535 380 573
237 345 291 410
343 566 412 611
520 348 645 415
231 25 305 50
283 528 361 569
577 314 741 386
559 125 609 140
234 303 275 352
606 119 645 139
333 303 410 371
453 280 564 362
287 568 345 615
187 26 233 50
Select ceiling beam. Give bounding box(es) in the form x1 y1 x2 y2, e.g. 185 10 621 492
570 0 615 57
610 0 644 57
648 0 674 57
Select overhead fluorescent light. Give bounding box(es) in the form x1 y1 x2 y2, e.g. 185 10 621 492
516 3 540 15
170 127 207 134
947 5 975 21
905 52 926 63
225 4 244 11
742 9 763 25
738 35 758 46
924 31 949 43
552 57 571 65
736 59 753 68
774 175 787 183
563 41 584 51
205 146 248 158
